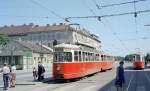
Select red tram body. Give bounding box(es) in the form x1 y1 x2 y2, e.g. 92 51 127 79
133 53 145 69
53 44 114 80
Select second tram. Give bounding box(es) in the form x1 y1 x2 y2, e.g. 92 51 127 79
53 43 114 80
133 53 145 69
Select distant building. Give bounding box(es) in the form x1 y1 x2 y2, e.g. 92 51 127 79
0 23 101 70
0 40 53 70
0 23 101 50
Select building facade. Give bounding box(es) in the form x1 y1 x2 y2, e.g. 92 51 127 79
0 23 101 70
0 23 101 50
0 40 53 70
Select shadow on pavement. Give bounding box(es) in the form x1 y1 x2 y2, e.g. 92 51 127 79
97 70 133 91
97 79 117 91
125 66 133 70
144 65 150 69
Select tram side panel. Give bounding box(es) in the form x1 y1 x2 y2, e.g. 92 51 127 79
53 62 102 80
107 61 113 69
53 63 84 80
133 61 145 69
83 62 101 75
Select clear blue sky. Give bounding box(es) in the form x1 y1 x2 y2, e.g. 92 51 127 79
0 0 150 56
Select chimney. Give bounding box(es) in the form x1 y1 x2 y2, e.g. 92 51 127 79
11 24 14 27
59 23 63 25
52 23 56 26
23 24 27 26
4 25 8 28
29 23 34 26
46 24 50 27
35 25 39 27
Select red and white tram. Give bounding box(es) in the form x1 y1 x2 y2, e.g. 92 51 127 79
53 43 114 80
133 53 145 69
101 54 114 71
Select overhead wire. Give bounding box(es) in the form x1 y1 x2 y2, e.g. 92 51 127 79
133 0 141 52
99 0 146 9
134 0 138 34
81 0 112 54
91 0 101 9
81 0 129 54
66 9 150 19
81 0 96 15
0 14 49 19
29 0 71 23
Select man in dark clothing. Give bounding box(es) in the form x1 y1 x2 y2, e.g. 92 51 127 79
115 61 125 91
38 61 45 81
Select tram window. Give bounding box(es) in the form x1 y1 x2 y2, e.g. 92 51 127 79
92 53 95 61
74 51 78 61
88 53 90 61
82 52 85 62
109 56 112 61
136 55 141 61
54 53 57 62
54 52 64 62
86 52 88 61
101 55 104 61
96 54 99 61
64 52 72 62
79 51 81 61
136 55 140 60
91 53 94 61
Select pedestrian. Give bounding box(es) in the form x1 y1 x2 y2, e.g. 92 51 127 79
8 65 12 88
37 61 45 81
32 66 37 80
10 64 16 87
41 64 45 80
145 61 147 67
0 63 10 90
115 61 125 91
38 61 43 81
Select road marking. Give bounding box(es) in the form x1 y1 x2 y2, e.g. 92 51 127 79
144 72 150 83
125 74 134 91
136 86 145 91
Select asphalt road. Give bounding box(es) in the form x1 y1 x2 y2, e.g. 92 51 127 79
1 62 150 91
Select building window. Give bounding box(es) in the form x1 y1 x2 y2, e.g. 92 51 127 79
48 43 51 47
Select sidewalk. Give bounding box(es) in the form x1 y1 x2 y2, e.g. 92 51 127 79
0 66 52 90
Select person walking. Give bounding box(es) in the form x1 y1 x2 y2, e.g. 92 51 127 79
32 66 37 80
41 64 45 80
115 61 125 91
10 64 16 87
1 63 10 90
37 61 45 81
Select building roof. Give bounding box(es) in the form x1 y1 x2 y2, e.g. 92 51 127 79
0 24 67 36
0 23 101 43
16 41 52 54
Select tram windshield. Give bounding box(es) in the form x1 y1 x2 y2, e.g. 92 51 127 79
134 55 142 61
54 52 72 62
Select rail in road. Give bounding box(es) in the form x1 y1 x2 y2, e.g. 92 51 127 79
1 62 150 91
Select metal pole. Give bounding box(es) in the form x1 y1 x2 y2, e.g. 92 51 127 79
40 31 43 63
11 49 13 65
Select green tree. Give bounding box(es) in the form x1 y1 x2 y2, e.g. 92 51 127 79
125 54 134 62
145 53 150 63
0 33 9 46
